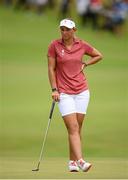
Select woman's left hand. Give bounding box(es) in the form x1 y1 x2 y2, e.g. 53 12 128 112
81 62 87 71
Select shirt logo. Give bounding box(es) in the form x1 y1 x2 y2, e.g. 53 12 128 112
61 49 65 56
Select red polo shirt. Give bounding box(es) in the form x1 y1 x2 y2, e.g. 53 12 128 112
47 38 93 94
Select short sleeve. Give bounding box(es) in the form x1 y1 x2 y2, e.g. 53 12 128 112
82 41 93 54
47 41 56 58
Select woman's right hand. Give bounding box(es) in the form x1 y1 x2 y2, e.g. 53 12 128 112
52 91 60 102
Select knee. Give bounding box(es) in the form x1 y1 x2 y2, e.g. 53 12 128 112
67 123 79 135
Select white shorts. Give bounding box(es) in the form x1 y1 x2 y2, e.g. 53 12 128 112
58 90 90 117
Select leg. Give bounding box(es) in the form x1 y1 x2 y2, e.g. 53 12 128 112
63 113 83 161
69 113 85 160
77 113 85 136
70 90 90 160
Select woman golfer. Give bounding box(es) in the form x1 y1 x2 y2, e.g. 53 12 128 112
47 18 103 172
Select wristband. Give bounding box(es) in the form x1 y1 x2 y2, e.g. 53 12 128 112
52 88 58 92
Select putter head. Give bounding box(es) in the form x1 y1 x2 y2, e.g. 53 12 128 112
32 162 40 172
32 168 39 172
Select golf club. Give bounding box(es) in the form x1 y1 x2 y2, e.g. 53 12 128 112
32 101 55 171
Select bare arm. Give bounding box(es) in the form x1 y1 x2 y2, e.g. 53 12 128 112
48 56 57 89
86 48 103 66
82 48 103 70
48 56 60 101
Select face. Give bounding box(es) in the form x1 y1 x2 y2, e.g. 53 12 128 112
60 26 75 40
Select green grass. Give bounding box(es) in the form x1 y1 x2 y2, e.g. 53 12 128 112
0 6 128 179
0 157 127 179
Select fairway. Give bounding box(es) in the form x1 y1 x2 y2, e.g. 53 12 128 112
0 5 128 179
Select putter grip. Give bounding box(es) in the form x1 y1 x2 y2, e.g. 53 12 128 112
49 101 55 119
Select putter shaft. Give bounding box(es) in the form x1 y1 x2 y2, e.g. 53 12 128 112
32 101 55 172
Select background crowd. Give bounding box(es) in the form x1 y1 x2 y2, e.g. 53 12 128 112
1 0 128 34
